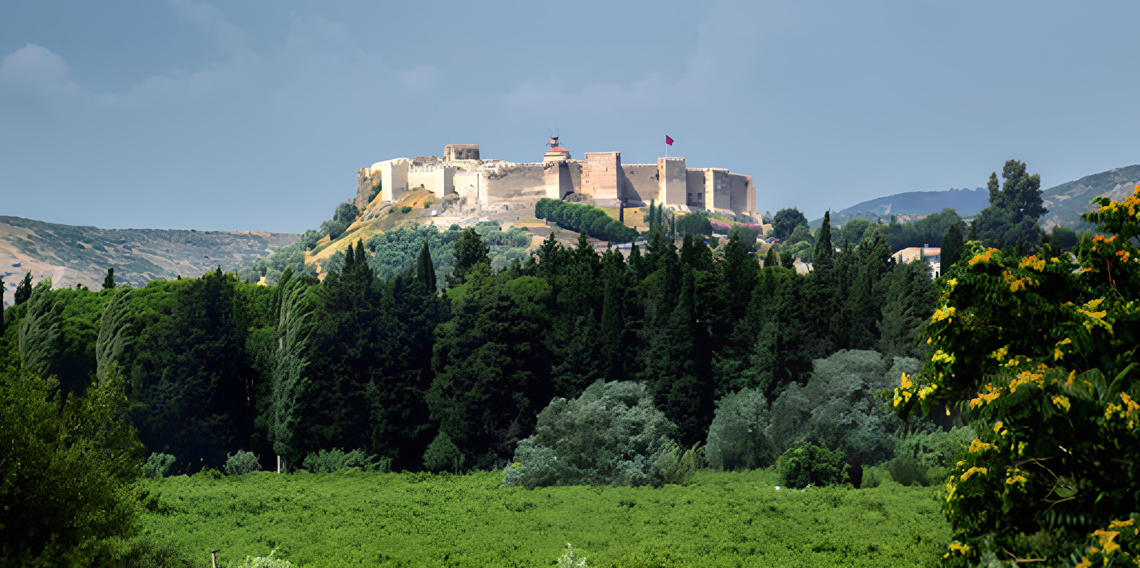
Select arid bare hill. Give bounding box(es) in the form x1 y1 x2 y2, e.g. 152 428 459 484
1039 165 1140 230
0 216 298 305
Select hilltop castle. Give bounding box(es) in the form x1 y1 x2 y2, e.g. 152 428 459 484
356 140 757 220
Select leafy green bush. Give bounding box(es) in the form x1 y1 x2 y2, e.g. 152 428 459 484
885 456 927 487
655 443 705 485
224 451 261 476
767 350 918 467
861 466 892 488
775 442 849 489
141 453 176 478
557 543 587 568
503 380 681 489
675 210 713 237
1 367 144 565
105 534 196 568
401 205 413 214
423 432 464 473
237 549 294 568
302 448 390 473
705 388 777 471
893 425 975 469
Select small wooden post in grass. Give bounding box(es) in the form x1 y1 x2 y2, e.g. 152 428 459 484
210 550 219 568
277 454 281 474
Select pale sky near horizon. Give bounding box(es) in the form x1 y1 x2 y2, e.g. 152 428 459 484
1 0 1138 232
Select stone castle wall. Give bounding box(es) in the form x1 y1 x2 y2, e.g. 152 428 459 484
358 144 756 221
622 164 658 206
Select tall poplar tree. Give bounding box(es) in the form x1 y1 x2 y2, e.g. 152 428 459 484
102 268 115 290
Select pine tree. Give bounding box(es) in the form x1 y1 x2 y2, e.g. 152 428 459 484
14 272 32 306
447 228 491 288
967 220 978 242
780 250 795 269
102 268 115 290
0 275 5 338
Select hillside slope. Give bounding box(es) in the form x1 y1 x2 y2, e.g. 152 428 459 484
1039 165 1140 229
0 216 298 305
814 188 988 228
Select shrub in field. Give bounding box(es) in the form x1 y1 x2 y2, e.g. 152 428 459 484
885 456 927 487
767 350 917 467
655 443 705 485
557 543 587 568
237 549 294 568
776 442 849 489
705 388 777 471
423 432 465 473
891 184 1140 564
503 380 680 489
141 453 176 478
861 466 892 488
224 451 261 476
302 448 390 473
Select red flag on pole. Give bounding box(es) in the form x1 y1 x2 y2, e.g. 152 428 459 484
665 135 674 146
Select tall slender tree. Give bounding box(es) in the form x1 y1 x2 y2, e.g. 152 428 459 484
0 275 5 338
102 268 115 290
14 272 32 306
941 222 965 270
813 211 834 269
416 241 436 292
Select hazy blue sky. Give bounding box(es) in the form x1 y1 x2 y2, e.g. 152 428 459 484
2 0 1138 232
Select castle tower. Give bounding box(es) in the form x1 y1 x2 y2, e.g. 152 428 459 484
543 136 571 163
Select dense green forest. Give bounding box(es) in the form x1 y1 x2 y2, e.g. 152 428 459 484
1 220 940 474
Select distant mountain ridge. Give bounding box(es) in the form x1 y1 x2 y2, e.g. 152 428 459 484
1040 165 1140 230
812 165 1140 230
0 216 298 305
837 188 990 218
813 188 989 228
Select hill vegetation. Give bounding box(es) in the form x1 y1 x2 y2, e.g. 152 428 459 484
0 216 298 305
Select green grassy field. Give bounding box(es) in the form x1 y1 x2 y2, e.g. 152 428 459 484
139 469 950 567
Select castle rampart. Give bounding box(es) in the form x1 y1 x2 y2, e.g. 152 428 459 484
358 142 757 222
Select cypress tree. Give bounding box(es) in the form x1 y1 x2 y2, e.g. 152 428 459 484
102 268 115 290
763 246 779 269
780 250 795 269
0 275 5 338
14 272 32 306
599 251 626 381
416 241 437 292
813 211 834 269
941 223 965 270
967 220 978 242
647 201 657 234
